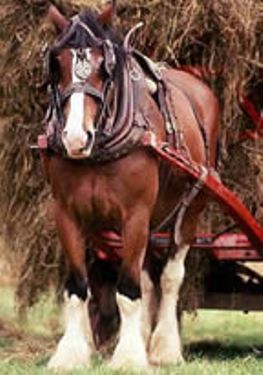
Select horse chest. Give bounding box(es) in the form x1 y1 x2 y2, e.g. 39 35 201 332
65 179 121 223
75 184 119 220
48 157 122 219
48 152 159 233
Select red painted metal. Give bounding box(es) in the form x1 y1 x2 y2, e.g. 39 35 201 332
149 232 260 261
239 94 263 135
194 233 261 261
38 134 48 149
141 132 263 252
238 130 259 142
93 231 261 261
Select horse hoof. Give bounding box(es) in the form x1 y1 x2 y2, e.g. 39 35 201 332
149 351 184 367
48 335 91 370
149 329 184 366
109 293 149 371
109 358 149 371
48 353 90 371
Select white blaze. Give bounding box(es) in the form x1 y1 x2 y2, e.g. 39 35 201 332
62 49 94 157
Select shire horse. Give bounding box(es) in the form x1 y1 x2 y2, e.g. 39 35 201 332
42 3 219 370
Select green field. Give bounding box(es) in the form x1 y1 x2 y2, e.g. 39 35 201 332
1 285 263 374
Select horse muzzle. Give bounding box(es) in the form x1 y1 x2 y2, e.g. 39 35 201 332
62 130 95 159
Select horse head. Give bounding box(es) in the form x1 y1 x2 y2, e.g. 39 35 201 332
47 3 117 159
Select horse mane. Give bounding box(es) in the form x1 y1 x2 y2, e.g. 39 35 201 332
79 11 122 46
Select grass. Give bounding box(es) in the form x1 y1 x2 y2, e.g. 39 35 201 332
1 285 263 374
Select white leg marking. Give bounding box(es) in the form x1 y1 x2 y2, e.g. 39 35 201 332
149 245 189 366
64 90 88 153
48 294 94 370
110 293 149 370
141 270 158 347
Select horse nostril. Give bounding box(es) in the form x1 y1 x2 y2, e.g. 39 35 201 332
62 130 68 139
87 131 95 145
77 131 94 152
86 131 93 142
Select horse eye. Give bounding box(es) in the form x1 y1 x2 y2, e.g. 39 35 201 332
99 63 107 78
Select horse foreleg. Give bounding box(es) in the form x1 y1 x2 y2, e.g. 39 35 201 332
110 214 149 370
110 292 148 370
88 258 120 348
48 203 94 370
140 269 158 347
48 291 94 370
149 244 189 365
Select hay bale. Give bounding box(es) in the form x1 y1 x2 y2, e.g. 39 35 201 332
0 0 261 310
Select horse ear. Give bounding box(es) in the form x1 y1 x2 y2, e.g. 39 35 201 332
48 4 69 31
97 1 116 25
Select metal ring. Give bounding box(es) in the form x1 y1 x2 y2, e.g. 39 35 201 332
129 67 142 81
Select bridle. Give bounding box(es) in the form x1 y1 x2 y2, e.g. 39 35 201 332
46 15 117 149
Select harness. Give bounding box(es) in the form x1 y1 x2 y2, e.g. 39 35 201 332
41 14 211 249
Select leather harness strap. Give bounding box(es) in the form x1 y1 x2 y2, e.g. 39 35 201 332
61 82 104 104
164 76 210 166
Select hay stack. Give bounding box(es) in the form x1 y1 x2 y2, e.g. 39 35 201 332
0 0 261 310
